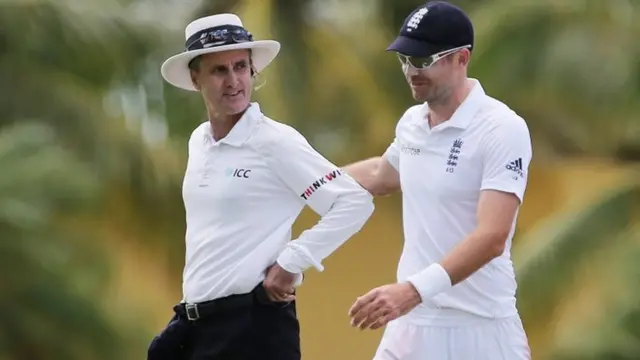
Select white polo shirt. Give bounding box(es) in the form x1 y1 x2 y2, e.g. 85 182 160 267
384 79 532 320
182 103 374 303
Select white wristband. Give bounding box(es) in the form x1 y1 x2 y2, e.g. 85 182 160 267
406 263 452 302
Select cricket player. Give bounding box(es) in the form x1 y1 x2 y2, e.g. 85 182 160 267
344 2 532 359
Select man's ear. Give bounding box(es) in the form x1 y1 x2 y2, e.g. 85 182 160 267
458 49 471 66
190 71 200 91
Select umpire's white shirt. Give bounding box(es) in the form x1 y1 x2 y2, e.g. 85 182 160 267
384 79 532 321
182 103 374 303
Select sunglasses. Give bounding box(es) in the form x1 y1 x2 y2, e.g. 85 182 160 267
397 44 471 70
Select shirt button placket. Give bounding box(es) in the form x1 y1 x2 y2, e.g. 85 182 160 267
201 137 215 186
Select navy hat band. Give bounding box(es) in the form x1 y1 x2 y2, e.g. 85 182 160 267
185 25 254 51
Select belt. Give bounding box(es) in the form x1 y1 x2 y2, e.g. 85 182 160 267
175 289 256 322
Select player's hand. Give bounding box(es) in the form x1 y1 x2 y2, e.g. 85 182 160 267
348 282 421 330
263 263 297 303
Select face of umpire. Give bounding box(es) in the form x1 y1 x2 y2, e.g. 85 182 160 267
190 49 254 116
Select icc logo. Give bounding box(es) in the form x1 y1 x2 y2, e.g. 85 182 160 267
225 167 251 178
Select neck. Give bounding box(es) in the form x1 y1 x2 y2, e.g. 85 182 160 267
428 78 473 127
207 106 247 141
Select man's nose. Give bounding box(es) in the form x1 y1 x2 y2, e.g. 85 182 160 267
225 70 239 87
403 65 419 76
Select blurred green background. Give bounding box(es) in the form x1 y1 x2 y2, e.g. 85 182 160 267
1 0 639 359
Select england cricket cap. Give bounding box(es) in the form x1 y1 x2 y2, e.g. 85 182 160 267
386 1 474 57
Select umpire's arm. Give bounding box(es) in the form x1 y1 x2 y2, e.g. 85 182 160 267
262 127 375 275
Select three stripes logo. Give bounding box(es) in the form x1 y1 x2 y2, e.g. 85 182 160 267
505 158 524 177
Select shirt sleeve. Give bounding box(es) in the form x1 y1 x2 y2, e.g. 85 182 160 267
383 137 400 171
479 116 533 203
262 127 375 274
383 108 414 171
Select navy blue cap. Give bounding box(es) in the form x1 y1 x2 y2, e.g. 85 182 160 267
387 1 474 57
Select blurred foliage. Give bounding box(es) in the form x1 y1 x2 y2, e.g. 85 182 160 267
469 0 640 160
514 181 640 359
0 123 122 359
0 0 639 359
0 0 179 358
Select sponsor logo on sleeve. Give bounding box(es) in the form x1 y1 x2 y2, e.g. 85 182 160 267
505 158 524 179
299 169 344 200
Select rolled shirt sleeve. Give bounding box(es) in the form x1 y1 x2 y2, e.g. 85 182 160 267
262 127 375 274
479 116 533 203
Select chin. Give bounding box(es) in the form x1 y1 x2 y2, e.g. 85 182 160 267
411 92 428 103
224 102 250 115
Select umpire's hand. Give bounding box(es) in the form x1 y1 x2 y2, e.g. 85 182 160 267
263 263 297 303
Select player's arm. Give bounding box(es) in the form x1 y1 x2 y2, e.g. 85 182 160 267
435 190 520 286
407 118 533 301
343 157 400 196
343 135 402 196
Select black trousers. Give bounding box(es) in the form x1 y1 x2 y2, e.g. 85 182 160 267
147 285 300 360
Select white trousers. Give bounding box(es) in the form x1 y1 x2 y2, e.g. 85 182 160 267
373 314 531 360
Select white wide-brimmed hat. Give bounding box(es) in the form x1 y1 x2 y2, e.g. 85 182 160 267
160 13 281 91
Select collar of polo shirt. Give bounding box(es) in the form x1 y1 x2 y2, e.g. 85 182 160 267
414 79 485 131
203 103 262 146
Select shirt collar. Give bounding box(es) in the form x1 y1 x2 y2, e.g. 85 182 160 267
415 78 485 131
203 102 262 146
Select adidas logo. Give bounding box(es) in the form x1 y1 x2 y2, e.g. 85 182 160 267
505 158 524 177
